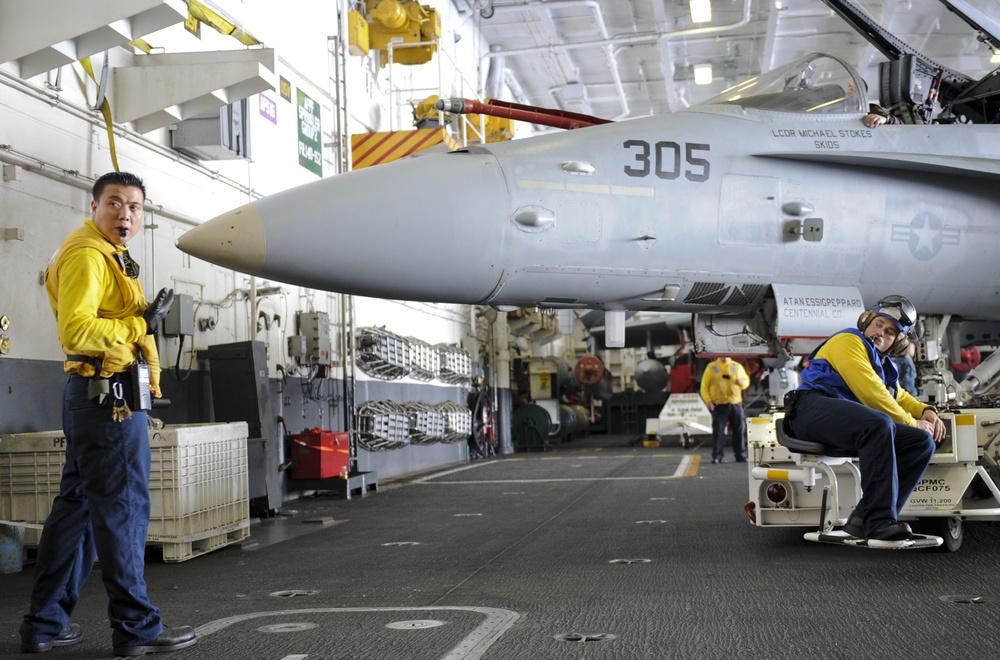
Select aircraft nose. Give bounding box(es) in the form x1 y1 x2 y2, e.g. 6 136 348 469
177 148 510 303
176 204 266 275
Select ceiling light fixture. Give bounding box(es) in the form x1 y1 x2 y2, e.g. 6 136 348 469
694 64 713 85
991 51 1000 64
690 0 712 24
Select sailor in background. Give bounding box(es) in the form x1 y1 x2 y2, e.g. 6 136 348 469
700 356 750 464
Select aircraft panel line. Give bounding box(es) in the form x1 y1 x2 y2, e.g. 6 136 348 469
517 178 654 196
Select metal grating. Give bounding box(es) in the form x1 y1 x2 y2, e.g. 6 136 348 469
356 400 411 451
356 327 410 380
406 336 439 382
436 344 471 384
438 401 472 443
724 284 767 307
405 401 447 445
683 282 730 306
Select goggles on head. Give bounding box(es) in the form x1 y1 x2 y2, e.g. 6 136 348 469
873 295 915 334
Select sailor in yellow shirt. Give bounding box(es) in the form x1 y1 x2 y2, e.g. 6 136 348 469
785 295 946 542
700 356 750 464
21 172 196 655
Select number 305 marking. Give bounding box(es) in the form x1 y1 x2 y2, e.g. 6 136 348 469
623 140 710 182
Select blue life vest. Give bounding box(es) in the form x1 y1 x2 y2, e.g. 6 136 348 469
799 328 899 402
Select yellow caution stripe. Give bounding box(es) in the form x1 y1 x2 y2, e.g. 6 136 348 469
351 129 459 169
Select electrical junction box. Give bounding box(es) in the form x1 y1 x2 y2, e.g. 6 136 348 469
290 311 330 365
288 335 307 361
162 293 194 337
289 430 350 480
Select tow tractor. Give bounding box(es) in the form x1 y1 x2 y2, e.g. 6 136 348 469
743 312 1000 551
744 408 1000 551
674 281 1000 550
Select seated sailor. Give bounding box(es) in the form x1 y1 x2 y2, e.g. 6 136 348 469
784 295 945 541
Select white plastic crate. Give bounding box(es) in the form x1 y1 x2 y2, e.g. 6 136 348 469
147 423 250 542
0 423 250 561
0 431 67 545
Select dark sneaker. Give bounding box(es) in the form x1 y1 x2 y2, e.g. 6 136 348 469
113 625 197 656
842 511 864 537
867 520 913 541
20 623 84 653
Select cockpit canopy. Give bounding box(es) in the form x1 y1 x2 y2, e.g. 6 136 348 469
698 53 869 115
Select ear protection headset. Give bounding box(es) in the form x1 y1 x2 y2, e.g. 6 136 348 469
856 295 916 357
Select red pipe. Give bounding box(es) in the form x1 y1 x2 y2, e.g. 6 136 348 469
435 97 611 130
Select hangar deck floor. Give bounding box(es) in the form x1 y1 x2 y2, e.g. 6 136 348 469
3 433 1000 659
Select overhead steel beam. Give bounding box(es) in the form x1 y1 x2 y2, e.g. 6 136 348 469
0 0 185 78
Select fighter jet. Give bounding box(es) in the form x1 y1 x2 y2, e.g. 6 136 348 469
177 0 1000 354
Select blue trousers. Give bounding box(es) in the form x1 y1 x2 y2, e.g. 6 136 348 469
21 374 162 648
710 403 746 460
788 392 935 536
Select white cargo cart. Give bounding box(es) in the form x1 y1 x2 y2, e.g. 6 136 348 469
644 393 713 449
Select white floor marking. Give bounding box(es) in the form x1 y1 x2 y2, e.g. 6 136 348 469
413 454 698 485
195 606 520 660
412 461 495 483
415 475 690 485
675 455 694 477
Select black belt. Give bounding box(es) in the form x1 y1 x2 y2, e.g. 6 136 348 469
66 356 132 381
69 370 132 382
66 354 103 376
66 355 136 382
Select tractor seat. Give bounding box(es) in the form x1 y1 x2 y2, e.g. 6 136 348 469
775 416 858 458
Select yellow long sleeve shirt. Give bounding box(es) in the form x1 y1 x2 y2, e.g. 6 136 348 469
810 332 926 427
45 220 162 395
701 358 750 405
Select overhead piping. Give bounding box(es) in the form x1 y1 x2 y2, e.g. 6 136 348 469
487 0 631 119
485 0 752 56
485 45 505 99
0 145 200 227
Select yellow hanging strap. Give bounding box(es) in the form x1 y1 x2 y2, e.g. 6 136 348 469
185 0 262 46
78 56 120 172
130 38 153 54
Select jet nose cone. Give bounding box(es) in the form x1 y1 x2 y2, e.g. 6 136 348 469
177 148 510 303
176 204 266 276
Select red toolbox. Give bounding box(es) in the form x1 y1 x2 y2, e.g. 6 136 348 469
289 429 350 480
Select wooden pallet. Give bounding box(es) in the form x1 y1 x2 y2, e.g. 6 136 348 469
154 523 251 563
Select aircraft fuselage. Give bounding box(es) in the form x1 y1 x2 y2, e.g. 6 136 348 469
177 65 1000 321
